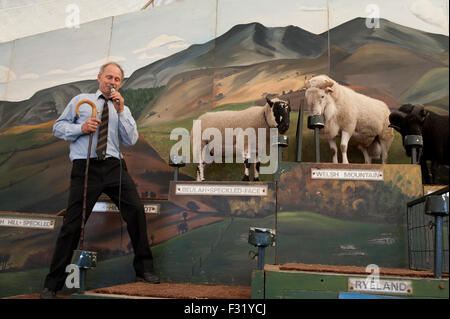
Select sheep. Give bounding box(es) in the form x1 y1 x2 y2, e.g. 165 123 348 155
389 104 449 184
192 97 291 181
304 74 394 164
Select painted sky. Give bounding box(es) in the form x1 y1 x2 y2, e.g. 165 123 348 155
0 0 448 101
0 0 159 43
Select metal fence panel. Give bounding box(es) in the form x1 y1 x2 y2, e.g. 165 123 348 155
407 187 449 274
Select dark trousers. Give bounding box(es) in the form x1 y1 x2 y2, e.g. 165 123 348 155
44 158 154 291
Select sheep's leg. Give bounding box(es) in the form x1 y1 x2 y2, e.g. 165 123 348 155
196 161 206 182
194 134 205 181
420 158 431 184
241 147 254 181
253 157 260 181
430 160 439 184
201 161 206 181
197 143 206 181
358 145 371 164
340 131 351 164
243 158 250 181
328 139 338 163
380 140 389 164
196 165 201 181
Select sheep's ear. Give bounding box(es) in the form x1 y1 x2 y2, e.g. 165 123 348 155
305 80 311 89
399 104 414 114
417 104 428 122
388 111 406 132
325 87 333 93
266 97 273 107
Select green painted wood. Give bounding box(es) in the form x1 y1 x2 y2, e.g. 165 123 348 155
282 289 338 299
264 270 348 299
251 270 265 299
263 270 449 299
409 278 449 298
276 163 423 269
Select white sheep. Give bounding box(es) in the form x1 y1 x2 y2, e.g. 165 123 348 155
192 97 291 181
304 75 394 164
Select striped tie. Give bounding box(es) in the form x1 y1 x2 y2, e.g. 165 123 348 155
96 98 109 160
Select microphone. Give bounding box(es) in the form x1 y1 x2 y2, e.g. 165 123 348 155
110 85 120 105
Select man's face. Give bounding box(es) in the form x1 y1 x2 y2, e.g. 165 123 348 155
97 64 123 96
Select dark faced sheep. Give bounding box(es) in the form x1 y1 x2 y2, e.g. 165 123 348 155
192 97 291 181
389 104 449 184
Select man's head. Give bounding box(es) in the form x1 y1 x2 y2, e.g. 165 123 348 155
97 62 124 97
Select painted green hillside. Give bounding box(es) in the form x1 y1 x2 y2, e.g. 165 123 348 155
400 67 449 110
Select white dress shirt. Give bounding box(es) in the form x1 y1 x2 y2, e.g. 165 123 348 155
53 90 138 161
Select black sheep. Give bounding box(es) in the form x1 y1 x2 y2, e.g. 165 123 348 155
389 104 449 184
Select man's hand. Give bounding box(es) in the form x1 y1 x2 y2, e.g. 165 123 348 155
110 90 124 113
81 117 101 134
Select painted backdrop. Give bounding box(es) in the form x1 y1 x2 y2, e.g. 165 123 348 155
0 0 448 295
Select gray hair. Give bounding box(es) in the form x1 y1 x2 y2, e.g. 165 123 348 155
99 62 124 80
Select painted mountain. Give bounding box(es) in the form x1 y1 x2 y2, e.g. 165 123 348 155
122 22 329 90
0 18 448 213
1 18 448 129
126 18 448 125
0 80 98 130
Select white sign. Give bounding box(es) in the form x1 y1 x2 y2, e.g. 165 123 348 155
348 278 413 295
175 184 268 196
92 201 118 213
0 217 55 229
311 168 384 181
144 205 160 214
92 202 160 214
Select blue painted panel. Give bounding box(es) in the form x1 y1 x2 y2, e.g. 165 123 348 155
339 292 401 299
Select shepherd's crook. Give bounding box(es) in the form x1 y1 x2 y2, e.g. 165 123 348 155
75 99 98 250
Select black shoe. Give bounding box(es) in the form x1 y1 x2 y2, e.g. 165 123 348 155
136 272 160 284
40 288 56 299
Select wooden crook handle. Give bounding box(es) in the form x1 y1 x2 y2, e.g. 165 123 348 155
75 99 98 118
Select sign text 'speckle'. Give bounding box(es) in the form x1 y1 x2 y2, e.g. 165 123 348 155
0 217 55 229
175 184 268 196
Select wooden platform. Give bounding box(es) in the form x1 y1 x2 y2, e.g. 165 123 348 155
80 282 252 299
274 263 449 278
3 294 70 299
3 283 251 299
252 263 449 299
